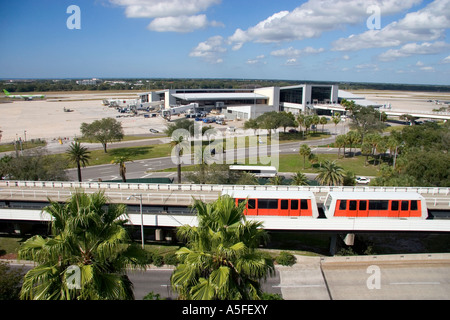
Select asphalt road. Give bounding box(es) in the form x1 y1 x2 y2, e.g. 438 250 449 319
66 138 345 182
7 257 449 300
128 268 282 300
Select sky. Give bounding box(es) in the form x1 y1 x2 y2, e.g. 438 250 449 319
0 0 449 85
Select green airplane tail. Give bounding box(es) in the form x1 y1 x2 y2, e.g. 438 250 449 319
3 89 10 96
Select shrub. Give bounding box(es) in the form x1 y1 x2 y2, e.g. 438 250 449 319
163 252 179 266
275 251 297 266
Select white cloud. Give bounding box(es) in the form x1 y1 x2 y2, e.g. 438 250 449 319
109 0 222 32
441 55 450 63
378 41 450 61
189 35 227 63
332 0 450 51
246 55 266 65
148 14 223 33
420 66 435 72
270 46 324 57
227 0 421 50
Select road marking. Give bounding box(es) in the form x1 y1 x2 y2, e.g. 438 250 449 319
273 284 325 288
390 282 441 285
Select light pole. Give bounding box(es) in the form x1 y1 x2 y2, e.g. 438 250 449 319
127 194 144 249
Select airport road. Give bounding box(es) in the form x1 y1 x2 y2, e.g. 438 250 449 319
66 139 342 182
6 255 449 300
128 268 282 300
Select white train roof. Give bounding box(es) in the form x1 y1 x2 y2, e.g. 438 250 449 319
326 191 425 200
222 189 315 199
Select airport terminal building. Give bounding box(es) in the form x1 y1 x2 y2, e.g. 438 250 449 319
138 84 340 120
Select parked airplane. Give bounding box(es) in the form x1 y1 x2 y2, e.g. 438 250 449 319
3 89 45 100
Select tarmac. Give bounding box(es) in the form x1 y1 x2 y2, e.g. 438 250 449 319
1 90 449 144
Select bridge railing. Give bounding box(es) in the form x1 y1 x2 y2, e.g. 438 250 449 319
1 180 449 196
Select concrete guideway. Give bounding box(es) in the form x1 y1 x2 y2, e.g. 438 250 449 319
278 253 450 300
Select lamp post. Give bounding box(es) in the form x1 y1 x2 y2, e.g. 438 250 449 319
127 194 144 249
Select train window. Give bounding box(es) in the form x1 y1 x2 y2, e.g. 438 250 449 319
411 200 418 210
281 200 288 210
391 201 399 211
339 200 347 210
291 200 298 210
349 200 357 210
301 199 308 210
359 200 367 210
369 200 389 210
237 199 246 206
268 199 278 209
258 199 278 209
248 199 255 209
401 201 409 211
257 199 267 209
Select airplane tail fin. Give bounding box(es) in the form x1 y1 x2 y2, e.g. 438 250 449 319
3 89 10 96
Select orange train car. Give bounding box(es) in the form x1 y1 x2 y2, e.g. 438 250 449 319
323 192 428 219
222 190 319 218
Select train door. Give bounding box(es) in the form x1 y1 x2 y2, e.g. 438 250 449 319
409 200 421 217
399 200 410 218
390 200 400 218
357 200 368 217
335 200 347 217
290 200 300 216
280 199 289 216
348 200 358 217
300 199 312 217
247 199 257 216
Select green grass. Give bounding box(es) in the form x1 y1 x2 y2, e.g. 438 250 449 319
155 154 380 177
64 143 174 168
0 237 24 256
278 153 379 176
0 140 47 153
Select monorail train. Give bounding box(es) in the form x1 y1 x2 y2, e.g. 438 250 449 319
222 190 428 220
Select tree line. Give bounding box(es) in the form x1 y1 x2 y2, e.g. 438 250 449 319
3 79 449 93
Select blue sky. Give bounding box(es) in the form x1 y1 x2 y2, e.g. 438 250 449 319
0 0 449 84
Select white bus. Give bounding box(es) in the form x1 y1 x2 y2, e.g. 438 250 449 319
229 165 277 178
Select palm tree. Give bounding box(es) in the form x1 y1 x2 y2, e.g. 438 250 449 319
269 174 285 185
66 141 90 182
111 156 132 182
319 116 328 133
345 131 361 157
299 144 311 169
332 113 341 135
316 160 345 186
171 133 188 184
291 171 309 186
18 191 147 300
171 195 274 300
334 135 346 158
312 114 320 133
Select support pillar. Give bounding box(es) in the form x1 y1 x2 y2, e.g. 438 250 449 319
155 228 164 241
329 234 337 256
344 233 355 246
